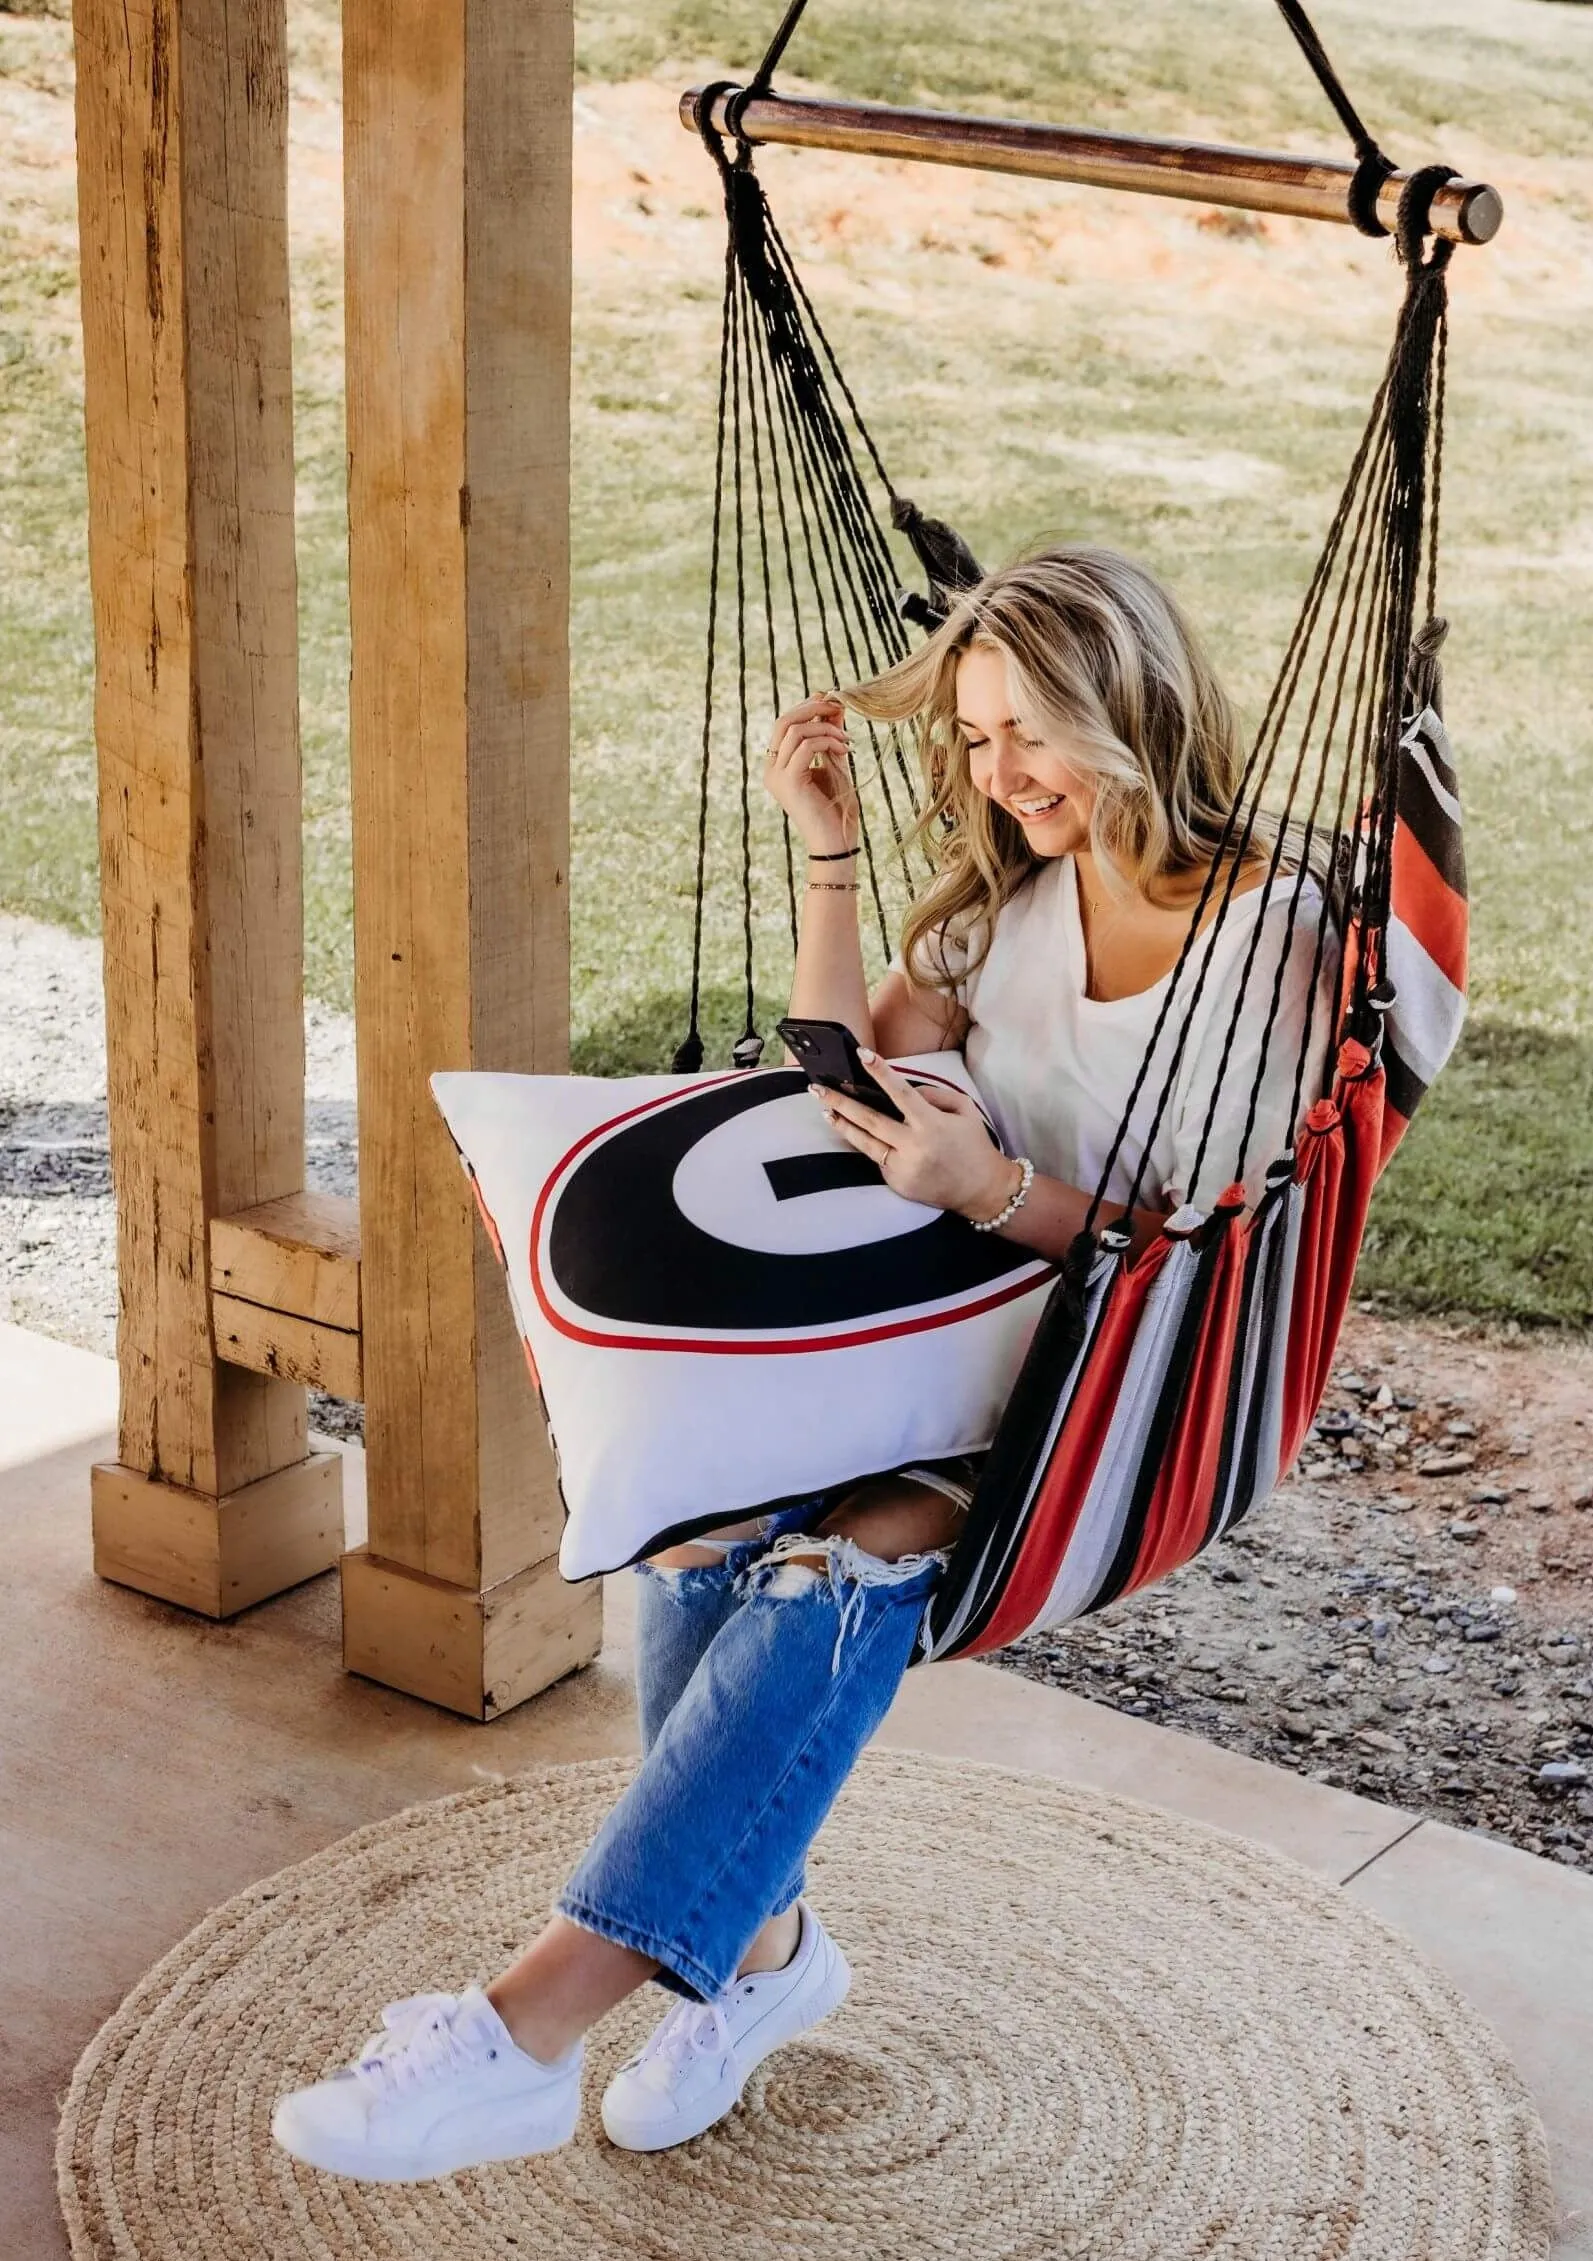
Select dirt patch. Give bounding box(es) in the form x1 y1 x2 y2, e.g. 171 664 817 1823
1000 1308 1593 1868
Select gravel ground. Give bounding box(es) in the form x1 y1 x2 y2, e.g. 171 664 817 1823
6 910 1591 1863
0 912 361 1436
999 1320 1593 1868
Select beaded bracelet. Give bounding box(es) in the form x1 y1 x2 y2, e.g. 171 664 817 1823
807 879 862 892
971 1155 1035 1233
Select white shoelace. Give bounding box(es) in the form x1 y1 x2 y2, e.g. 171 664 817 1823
351 1993 488 2098
632 1997 735 2092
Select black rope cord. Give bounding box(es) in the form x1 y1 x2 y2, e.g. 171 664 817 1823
680 0 1454 1085
751 291 896 955
1108 245 1447 1228
1275 427 1401 1145
1193 356 1412 1194
1080 361 1396 1233
727 261 761 1067
1321 424 1408 1066
1272 0 1397 236
1205 417 1399 1197
747 243 917 777
1085 154 1452 1228
672 221 739 1075
743 0 811 108
742 264 810 955
678 100 945 1063
766 213 937 826
1350 186 1454 1019
734 198 915 994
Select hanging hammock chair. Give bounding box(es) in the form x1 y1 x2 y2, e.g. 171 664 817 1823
670 0 1471 1662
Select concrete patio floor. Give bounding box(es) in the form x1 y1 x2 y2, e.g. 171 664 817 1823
3 1319 1589 2259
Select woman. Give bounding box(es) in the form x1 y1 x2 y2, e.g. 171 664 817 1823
272 546 1336 2183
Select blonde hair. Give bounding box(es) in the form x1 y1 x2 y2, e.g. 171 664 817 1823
846 545 1278 992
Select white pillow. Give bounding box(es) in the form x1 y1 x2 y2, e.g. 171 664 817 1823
430 1055 1052 1579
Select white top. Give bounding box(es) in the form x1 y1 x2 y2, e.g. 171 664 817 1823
894 855 1340 1214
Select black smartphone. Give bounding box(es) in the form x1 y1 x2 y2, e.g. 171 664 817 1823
775 1016 905 1121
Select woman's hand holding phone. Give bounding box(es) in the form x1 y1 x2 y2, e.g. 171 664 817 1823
776 1018 902 1119
815 1052 1023 1224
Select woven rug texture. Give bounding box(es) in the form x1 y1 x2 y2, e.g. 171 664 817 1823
56 1748 1557 2259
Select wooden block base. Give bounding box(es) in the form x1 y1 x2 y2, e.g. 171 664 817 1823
91 1454 344 1618
341 1545 602 1720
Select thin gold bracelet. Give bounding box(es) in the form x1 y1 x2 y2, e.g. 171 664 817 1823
807 879 861 892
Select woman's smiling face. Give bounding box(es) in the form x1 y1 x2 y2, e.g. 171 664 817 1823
955 642 1095 861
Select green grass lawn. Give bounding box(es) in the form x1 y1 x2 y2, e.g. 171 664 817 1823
2 0 1591 1324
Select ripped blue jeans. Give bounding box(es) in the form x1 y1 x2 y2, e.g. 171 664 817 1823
555 1499 948 2004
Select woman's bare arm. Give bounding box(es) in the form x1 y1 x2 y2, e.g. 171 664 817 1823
766 692 879 1045
784 881 875 1045
985 1169 1167 1265
867 965 967 1059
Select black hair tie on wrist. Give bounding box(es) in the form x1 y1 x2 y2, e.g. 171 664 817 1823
808 845 860 862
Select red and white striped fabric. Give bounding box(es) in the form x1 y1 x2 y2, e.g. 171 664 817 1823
1379 701 1469 1162
925 702 1469 1661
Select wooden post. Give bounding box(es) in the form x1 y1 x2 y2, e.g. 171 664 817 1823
340 0 600 1718
74 0 342 1614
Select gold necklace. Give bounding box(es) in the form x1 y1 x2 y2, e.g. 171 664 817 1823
1079 886 1130 997
1081 885 1125 939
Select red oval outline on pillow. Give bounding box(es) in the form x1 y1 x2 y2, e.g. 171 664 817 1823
528 1066 1053 1355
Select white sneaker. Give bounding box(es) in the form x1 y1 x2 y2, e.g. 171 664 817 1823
271 1987 582 2183
601 1902 850 2152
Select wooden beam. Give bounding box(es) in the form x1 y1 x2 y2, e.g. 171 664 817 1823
682 87 1505 248
211 1193 362 1331
74 0 339 1598
212 1293 363 1401
342 0 595 1709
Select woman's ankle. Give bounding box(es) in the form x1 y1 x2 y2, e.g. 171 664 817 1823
737 1904 802 1978
486 1975 581 2066
487 1915 658 2062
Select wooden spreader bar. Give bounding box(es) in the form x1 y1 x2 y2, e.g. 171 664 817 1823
681 86 1504 247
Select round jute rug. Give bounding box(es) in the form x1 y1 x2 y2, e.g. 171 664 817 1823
58 1749 1555 2261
